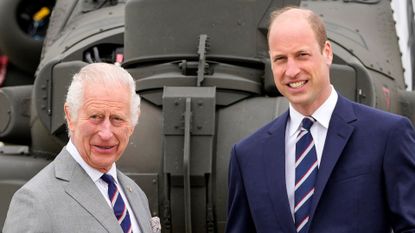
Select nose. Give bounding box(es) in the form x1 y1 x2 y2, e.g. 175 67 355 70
98 118 114 140
285 58 300 78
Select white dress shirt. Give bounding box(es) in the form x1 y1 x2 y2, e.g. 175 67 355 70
285 86 338 219
66 140 141 233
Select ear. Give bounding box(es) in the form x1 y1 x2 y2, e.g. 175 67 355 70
129 109 141 136
323 40 333 66
136 108 141 123
128 125 135 137
64 103 74 132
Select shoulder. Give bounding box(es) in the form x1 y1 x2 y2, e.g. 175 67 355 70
11 149 73 202
352 101 411 127
233 112 287 152
17 160 57 196
3 161 57 232
241 111 287 142
336 96 412 128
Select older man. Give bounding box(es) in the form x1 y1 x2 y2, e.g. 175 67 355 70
3 63 159 233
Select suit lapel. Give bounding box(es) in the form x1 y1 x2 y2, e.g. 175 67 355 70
54 150 122 233
263 112 297 233
118 172 153 233
309 96 356 220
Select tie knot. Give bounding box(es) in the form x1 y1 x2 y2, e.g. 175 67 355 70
101 173 115 185
301 117 315 131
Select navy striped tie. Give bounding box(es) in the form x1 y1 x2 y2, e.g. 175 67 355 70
294 117 318 233
101 173 133 233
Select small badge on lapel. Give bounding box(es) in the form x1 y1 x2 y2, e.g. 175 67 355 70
127 186 133 192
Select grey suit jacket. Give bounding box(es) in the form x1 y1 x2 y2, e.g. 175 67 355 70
3 148 154 233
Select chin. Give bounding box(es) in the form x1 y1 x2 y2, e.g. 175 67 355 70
91 157 115 167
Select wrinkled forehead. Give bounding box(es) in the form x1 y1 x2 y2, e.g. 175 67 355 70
83 77 127 91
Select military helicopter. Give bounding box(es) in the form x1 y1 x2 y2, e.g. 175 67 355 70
0 0 414 232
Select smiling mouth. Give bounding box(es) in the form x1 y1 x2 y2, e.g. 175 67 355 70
95 145 115 150
288 80 306 88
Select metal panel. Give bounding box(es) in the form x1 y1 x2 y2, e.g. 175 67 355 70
51 61 87 134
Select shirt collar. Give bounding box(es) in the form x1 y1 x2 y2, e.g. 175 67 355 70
66 139 118 183
288 85 338 136
313 85 338 129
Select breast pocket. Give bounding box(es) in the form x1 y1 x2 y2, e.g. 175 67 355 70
329 165 375 183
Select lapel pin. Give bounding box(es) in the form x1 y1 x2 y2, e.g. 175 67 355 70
127 186 133 192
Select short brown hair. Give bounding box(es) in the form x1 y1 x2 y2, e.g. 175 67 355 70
268 6 327 51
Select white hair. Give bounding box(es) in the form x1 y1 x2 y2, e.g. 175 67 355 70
65 63 141 131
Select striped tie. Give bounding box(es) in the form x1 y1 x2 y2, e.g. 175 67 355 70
294 117 318 233
101 173 133 233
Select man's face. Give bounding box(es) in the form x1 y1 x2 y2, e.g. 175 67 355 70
65 82 134 173
268 10 333 115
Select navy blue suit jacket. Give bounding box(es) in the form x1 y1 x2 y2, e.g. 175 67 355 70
226 95 415 233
